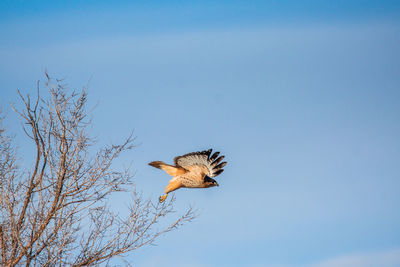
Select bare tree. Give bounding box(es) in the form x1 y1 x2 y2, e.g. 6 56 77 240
0 74 195 266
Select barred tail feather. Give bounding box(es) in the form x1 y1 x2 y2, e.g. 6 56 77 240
149 161 186 176
148 161 165 169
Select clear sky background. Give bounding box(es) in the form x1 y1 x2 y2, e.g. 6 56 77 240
1 1 400 266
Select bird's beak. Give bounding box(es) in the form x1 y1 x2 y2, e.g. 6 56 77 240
216 182 219 187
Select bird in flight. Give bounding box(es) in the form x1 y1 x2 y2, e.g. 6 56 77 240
149 149 227 202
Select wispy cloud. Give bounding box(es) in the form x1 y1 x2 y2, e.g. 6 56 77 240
310 248 400 267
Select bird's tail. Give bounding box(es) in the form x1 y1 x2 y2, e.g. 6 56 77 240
148 161 186 176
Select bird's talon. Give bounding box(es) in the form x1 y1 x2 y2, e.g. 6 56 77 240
159 195 167 203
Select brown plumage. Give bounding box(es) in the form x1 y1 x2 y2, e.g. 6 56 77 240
149 149 227 202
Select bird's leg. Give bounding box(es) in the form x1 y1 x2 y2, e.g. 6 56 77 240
159 179 182 203
159 193 168 203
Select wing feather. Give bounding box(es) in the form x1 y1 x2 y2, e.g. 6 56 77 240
209 151 220 162
211 155 225 167
174 149 227 178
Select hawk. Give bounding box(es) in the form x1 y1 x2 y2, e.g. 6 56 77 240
149 149 227 202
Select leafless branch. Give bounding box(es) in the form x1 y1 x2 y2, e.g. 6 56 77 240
0 73 195 266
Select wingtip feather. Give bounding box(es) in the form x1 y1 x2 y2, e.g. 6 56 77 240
210 151 220 161
214 161 227 170
213 169 224 176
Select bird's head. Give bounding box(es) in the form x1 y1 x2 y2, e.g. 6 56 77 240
204 175 219 187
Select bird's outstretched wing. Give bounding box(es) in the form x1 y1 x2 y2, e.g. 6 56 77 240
174 149 227 178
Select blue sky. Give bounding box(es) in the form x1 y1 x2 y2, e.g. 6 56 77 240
1 1 400 266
